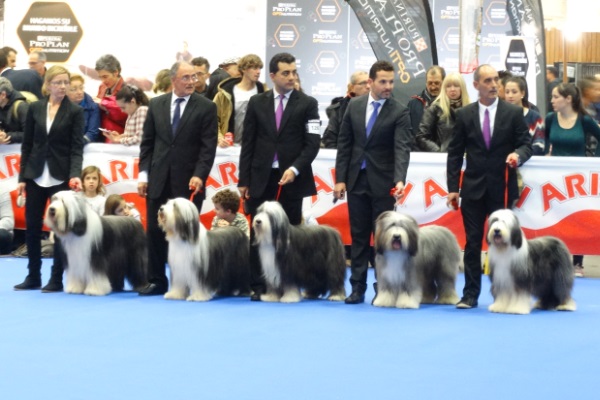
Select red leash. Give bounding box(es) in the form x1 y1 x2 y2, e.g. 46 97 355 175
505 163 509 208
275 184 283 201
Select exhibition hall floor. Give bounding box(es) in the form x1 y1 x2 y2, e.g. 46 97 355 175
1 256 598 400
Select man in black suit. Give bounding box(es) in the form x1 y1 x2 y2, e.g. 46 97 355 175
0 50 43 99
138 61 218 296
334 60 412 304
238 52 321 301
446 64 532 309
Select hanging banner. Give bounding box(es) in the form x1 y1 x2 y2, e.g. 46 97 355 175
458 0 482 73
505 0 547 115
346 0 438 107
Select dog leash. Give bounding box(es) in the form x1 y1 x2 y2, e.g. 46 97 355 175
505 163 509 208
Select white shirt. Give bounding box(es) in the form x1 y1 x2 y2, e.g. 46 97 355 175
365 95 386 128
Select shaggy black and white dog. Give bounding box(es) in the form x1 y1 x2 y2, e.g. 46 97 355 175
252 201 346 303
373 211 461 309
44 190 148 295
158 198 250 301
486 209 576 314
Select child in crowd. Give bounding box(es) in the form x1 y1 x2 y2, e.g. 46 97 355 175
80 165 106 215
104 194 141 221
211 189 249 237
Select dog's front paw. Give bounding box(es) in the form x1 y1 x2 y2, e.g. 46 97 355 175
556 298 577 311
187 291 212 302
164 290 186 300
65 281 85 294
260 292 281 302
436 293 460 305
280 288 301 303
396 292 420 309
372 291 396 307
83 285 111 296
327 292 346 302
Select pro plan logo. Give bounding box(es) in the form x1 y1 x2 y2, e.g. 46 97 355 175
312 30 343 44
272 2 302 17
17 2 82 62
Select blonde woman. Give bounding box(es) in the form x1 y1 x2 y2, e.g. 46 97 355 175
415 72 470 152
15 65 84 292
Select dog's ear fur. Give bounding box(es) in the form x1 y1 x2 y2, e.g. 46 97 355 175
511 223 523 249
71 214 87 236
174 201 198 242
406 221 419 257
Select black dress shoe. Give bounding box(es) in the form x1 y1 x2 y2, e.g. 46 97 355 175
14 275 42 291
456 297 478 309
41 280 63 293
138 283 167 296
345 290 365 304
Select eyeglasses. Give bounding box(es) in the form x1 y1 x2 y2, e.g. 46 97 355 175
50 80 71 87
179 74 198 83
355 81 368 86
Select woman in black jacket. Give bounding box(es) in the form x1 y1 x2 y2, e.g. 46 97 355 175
415 72 470 152
14 65 84 292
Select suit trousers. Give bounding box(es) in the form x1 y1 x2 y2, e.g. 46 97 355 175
245 168 303 294
24 180 69 278
460 195 505 299
347 170 395 290
146 183 204 288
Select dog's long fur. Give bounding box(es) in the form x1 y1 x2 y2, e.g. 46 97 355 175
158 198 250 301
252 201 346 303
373 211 460 309
44 190 148 295
486 209 576 314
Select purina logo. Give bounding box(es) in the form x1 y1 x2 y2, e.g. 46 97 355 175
312 30 343 44
272 3 302 17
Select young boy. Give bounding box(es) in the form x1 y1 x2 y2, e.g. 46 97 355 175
211 189 250 237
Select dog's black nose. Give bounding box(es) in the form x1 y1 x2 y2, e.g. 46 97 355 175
392 234 400 240
48 207 55 217
494 228 500 234
255 219 262 225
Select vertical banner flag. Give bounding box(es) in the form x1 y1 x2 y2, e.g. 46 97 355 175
459 0 482 73
505 0 547 116
346 0 438 107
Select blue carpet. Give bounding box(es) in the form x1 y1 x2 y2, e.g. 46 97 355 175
1 256 598 400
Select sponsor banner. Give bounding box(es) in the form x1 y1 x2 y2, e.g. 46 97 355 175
347 0 437 107
505 0 547 115
2 144 599 254
458 0 482 73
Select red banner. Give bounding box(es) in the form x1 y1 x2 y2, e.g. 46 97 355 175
1 144 599 254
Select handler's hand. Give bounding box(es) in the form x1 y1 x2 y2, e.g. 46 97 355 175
138 182 148 197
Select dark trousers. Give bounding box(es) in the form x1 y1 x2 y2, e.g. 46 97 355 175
347 170 395 291
24 180 69 278
245 169 303 294
146 185 204 288
0 229 13 254
460 195 505 300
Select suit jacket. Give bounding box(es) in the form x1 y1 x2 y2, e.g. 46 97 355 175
335 95 412 195
139 92 217 200
446 99 532 204
19 96 84 182
238 89 321 199
1 69 43 99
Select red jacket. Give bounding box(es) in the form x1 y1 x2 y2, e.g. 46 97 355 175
97 77 128 136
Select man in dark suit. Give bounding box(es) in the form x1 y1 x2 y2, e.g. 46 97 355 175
138 61 218 296
0 50 43 99
446 64 532 309
238 52 321 301
334 60 412 304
